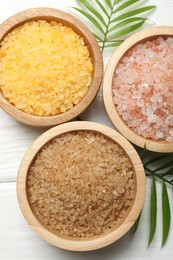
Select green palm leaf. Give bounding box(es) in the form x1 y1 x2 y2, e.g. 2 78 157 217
73 7 105 34
107 20 145 40
111 6 156 23
144 154 173 166
77 0 107 26
141 143 147 160
154 161 173 172
74 1 156 52
109 17 146 33
113 0 140 14
93 33 103 41
148 175 157 247
96 0 109 18
105 41 122 48
162 167 173 176
132 211 142 234
105 0 112 8
162 181 171 247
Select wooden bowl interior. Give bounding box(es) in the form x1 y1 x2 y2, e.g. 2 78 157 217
0 8 103 126
103 26 173 152
25 130 137 241
17 121 145 251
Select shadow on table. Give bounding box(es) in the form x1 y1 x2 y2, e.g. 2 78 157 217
53 232 134 260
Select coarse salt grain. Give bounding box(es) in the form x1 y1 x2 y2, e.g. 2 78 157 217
27 131 135 238
112 37 173 141
0 20 93 116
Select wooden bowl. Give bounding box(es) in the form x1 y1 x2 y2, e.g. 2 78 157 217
103 26 173 153
0 8 103 127
17 121 145 251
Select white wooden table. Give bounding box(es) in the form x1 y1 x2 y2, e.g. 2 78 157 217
0 0 173 259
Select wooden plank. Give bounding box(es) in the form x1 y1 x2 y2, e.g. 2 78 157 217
0 182 173 259
0 110 48 182
0 0 173 258
1 0 173 181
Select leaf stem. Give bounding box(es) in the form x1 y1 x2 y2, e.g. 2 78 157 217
144 166 173 187
101 0 116 52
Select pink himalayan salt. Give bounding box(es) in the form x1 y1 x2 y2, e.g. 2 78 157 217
112 37 173 142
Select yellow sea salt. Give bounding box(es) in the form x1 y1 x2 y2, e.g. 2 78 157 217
0 20 93 116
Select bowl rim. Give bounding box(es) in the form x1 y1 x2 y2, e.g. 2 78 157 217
0 8 103 127
103 26 173 153
17 121 146 251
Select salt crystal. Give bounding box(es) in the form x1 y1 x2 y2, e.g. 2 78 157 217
127 76 134 84
112 89 119 96
122 104 128 110
151 102 158 111
157 96 163 103
129 56 134 62
140 124 149 131
169 129 173 137
143 83 149 88
151 94 159 103
166 37 173 45
148 114 159 123
147 50 155 58
132 51 137 58
143 57 150 64
154 76 160 84
122 113 129 121
146 107 155 116
166 136 173 142
155 37 164 44
112 36 173 141
156 130 164 139
167 115 173 126
136 55 142 65
153 63 158 69
124 57 129 63
136 99 144 108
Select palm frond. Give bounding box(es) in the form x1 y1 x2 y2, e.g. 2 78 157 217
109 17 147 33
144 154 173 166
132 211 142 234
77 0 107 26
111 6 156 23
105 0 112 8
93 33 103 41
105 41 123 48
73 0 156 52
73 7 105 34
138 151 173 247
107 20 145 40
113 0 140 14
154 160 173 172
162 181 171 247
162 167 173 176
148 175 157 247
95 0 109 18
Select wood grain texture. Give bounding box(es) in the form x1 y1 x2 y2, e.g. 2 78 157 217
1 0 173 259
17 121 145 251
1 181 173 260
0 8 103 127
103 26 173 153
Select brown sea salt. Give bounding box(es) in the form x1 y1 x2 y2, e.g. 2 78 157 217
27 131 135 238
112 37 173 142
